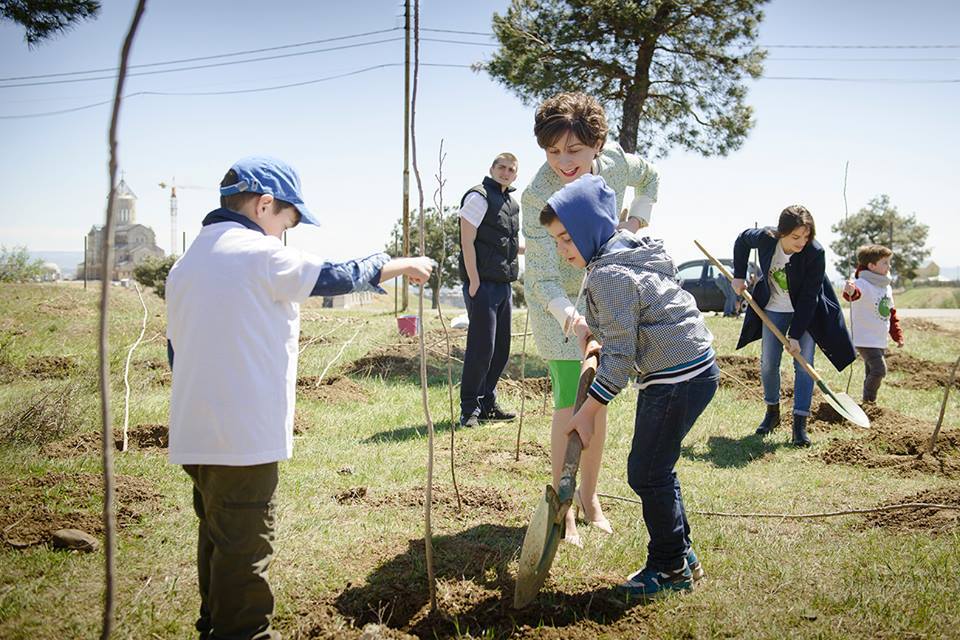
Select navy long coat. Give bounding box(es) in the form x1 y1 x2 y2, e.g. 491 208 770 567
733 227 855 372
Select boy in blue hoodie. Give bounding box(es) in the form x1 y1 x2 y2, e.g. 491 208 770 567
540 174 718 598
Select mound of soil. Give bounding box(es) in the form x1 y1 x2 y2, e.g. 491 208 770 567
716 354 795 401
818 404 959 477
23 355 79 380
0 471 163 549
342 344 444 380
138 358 171 386
885 351 960 391
900 318 960 337
861 487 960 534
335 484 517 516
499 376 552 399
331 521 651 639
41 423 169 457
297 375 370 404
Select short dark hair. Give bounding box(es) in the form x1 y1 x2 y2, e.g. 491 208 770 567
775 205 816 242
539 203 559 227
219 169 298 222
534 92 608 150
857 244 893 268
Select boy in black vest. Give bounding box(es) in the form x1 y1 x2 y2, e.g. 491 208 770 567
458 152 521 426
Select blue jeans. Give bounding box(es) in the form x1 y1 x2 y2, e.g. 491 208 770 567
626 363 719 572
460 281 512 418
761 310 815 416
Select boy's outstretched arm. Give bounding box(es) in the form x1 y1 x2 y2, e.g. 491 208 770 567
377 256 434 286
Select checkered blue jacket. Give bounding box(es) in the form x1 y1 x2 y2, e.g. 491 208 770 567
584 233 714 404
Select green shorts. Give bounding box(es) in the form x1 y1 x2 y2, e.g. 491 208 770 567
548 359 582 410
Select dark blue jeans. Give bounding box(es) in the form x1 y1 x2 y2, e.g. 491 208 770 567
627 363 719 572
460 280 512 418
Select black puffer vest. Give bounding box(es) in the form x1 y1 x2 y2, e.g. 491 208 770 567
458 176 520 283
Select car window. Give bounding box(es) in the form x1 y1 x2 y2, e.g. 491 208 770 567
676 263 704 281
705 265 718 279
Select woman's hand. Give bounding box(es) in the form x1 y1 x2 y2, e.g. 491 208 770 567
732 278 746 295
784 337 802 357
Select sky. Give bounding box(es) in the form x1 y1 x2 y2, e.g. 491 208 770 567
1 0 958 279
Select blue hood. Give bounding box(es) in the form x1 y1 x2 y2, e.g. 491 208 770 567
546 174 617 264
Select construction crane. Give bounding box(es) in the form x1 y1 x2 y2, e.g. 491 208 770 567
159 179 209 256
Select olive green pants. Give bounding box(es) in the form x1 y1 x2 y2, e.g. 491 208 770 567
183 463 280 640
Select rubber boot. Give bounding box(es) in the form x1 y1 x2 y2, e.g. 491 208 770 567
791 414 811 447
755 404 780 436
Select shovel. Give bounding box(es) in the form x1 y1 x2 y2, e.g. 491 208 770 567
695 240 869 429
513 353 598 609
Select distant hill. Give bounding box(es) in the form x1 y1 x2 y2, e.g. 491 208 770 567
896 286 960 309
29 251 84 278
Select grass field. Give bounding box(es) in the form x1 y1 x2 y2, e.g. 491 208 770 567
895 286 960 309
1 282 958 639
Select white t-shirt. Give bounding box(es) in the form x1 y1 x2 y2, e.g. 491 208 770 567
166 222 325 466
850 272 895 348
765 242 794 313
459 191 487 228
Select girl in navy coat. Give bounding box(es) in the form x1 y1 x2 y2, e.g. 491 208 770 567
731 206 855 446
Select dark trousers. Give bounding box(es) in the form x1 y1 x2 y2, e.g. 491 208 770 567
460 280 512 418
626 363 719 572
857 346 887 402
183 463 280 640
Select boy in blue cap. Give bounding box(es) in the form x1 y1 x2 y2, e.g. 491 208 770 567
539 174 718 598
166 156 433 639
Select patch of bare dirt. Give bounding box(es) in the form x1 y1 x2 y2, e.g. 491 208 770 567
884 351 960 391
138 358 171 386
298 375 370 404
330 523 654 640
335 484 517 517
41 423 169 457
342 344 445 380
1 471 163 549
900 318 960 338
23 355 79 379
861 487 960 534
716 354 793 401
499 376 551 400
818 404 960 477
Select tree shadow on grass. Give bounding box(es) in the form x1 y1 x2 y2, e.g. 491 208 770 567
681 434 791 468
362 419 457 444
333 523 647 639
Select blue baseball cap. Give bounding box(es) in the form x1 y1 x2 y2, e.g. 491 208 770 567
220 156 317 225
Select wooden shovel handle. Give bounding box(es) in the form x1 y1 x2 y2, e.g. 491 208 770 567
694 240 823 384
557 354 598 502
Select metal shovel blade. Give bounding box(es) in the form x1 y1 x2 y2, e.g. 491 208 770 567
514 485 563 608
818 380 870 428
513 355 597 609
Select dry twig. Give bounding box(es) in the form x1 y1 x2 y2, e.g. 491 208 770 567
98 2 147 637
121 282 148 452
410 0 437 612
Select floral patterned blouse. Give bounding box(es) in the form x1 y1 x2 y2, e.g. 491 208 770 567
521 142 659 361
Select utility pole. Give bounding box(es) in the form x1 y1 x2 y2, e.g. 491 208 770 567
401 0 411 310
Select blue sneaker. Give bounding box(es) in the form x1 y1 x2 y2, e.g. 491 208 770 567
617 562 693 599
687 548 705 582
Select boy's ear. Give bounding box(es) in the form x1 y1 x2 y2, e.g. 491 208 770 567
255 193 275 217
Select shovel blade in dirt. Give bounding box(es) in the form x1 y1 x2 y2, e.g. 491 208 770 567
513 484 563 608
818 381 870 428
694 239 870 430
513 355 597 609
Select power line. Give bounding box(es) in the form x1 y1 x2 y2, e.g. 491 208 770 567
761 75 960 83
0 37 404 89
0 27 401 82
0 63 472 120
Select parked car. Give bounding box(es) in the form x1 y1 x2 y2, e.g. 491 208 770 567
675 258 759 314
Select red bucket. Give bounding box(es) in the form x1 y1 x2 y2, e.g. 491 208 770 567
397 314 419 337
